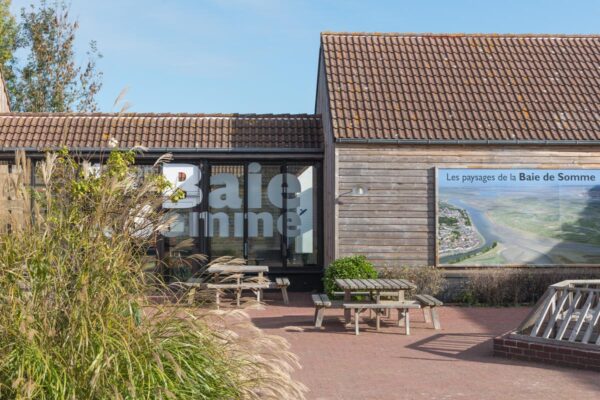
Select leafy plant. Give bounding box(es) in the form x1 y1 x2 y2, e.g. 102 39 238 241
323 255 377 296
458 268 600 306
0 150 306 399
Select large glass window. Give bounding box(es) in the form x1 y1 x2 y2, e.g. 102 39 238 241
161 160 321 269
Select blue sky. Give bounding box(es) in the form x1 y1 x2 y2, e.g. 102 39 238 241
9 0 600 114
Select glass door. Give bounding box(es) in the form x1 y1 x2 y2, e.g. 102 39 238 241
285 164 319 266
247 162 283 266
207 164 245 259
202 160 321 268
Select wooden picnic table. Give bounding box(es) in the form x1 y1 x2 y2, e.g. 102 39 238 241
335 278 417 324
206 264 270 306
207 264 269 276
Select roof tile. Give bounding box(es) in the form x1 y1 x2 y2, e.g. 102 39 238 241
0 113 323 151
321 32 600 142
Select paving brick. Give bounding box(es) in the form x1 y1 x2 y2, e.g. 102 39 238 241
246 293 600 399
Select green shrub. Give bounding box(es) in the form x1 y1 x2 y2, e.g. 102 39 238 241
458 268 600 306
0 151 306 399
323 255 377 296
379 266 446 297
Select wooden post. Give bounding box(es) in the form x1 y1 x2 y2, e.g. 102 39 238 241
187 287 196 305
281 286 289 305
344 289 352 325
423 306 432 324
431 308 441 330
315 307 325 328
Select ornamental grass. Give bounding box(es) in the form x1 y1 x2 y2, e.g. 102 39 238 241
0 150 306 399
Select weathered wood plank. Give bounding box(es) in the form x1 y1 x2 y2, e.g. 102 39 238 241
555 289 581 340
581 303 600 344
568 291 594 342
542 289 571 339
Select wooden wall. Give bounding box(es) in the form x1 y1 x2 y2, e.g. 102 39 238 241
315 49 337 267
335 144 600 268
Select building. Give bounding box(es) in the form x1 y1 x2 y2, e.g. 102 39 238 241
317 33 600 269
0 113 324 288
0 32 599 289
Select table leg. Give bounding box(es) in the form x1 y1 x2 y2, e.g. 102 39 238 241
187 287 196 305
398 308 405 327
344 289 351 324
258 272 264 302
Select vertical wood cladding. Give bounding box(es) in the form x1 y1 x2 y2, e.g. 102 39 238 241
315 50 337 267
336 144 600 268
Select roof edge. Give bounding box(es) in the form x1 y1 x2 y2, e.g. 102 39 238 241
320 31 600 39
0 146 324 153
0 112 321 119
336 138 600 146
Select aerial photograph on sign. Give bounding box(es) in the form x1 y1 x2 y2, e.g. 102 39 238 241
437 169 600 266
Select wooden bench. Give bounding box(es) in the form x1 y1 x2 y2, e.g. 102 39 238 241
268 277 291 305
312 293 343 328
344 302 421 335
414 294 443 330
206 282 271 308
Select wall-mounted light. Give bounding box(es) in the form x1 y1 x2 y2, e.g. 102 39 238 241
337 185 369 204
351 185 368 196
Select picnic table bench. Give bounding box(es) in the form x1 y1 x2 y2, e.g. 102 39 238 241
344 301 421 335
312 279 442 335
312 293 343 328
335 278 417 324
269 277 291 305
414 294 443 330
181 265 291 307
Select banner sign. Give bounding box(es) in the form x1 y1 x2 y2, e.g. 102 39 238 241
437 169 600 266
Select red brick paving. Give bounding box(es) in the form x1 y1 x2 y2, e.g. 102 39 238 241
247 293 600 400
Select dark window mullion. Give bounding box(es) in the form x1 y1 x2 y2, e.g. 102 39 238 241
282 163 288 268
243 162 249 260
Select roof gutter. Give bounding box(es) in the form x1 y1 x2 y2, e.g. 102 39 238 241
335 138 600 145
0 146 324 154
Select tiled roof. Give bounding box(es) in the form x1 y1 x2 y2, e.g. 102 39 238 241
320 32 600 142
0 113 323 151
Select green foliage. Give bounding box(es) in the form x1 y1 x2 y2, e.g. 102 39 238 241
0 151 306 399
323 255 377 296
7 0 102 111
458 268 600 306
380 266 446 297
0 0 18 93
438 216 458 226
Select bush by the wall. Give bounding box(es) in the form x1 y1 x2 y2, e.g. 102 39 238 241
458 268 600 306
379 266 446 297
323 255 377 296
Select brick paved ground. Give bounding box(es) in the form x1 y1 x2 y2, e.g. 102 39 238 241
245 293 600 400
